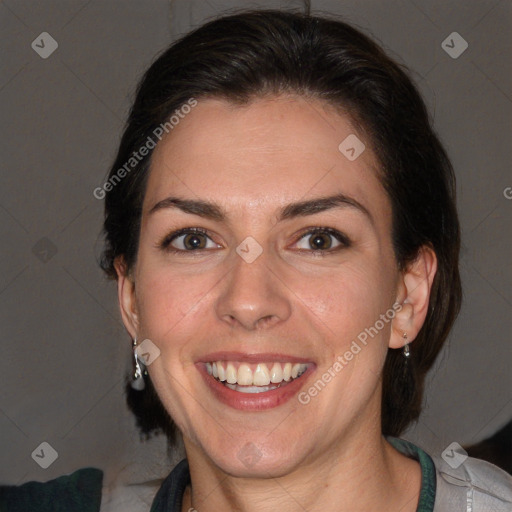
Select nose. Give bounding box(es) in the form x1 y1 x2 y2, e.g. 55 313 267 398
215 248 292 331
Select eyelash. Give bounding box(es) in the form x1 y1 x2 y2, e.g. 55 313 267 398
157 226 351 255
158 227 216 254
295 227 351 252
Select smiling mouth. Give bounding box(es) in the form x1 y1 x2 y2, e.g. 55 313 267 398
205 361 310 394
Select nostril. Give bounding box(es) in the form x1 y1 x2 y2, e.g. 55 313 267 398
255 315 276 328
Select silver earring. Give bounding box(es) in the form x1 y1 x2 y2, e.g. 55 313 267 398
403 332 410 358
131 338 146 391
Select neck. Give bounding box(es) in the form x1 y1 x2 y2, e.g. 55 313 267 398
182 427 421 512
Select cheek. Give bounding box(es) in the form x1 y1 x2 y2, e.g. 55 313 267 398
299 264 366 309
135 267 218 348
297 262 394 336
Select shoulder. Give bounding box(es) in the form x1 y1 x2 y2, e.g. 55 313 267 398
99 458 185 512
0 467 103 512
100 479 163 512
431 453 512 511
148 459 190 512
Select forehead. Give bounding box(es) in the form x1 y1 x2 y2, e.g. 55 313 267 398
145 95 389 219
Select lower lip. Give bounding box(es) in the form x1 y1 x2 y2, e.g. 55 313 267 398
197 364 314 411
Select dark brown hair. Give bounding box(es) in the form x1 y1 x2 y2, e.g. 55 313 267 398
100 9 462 440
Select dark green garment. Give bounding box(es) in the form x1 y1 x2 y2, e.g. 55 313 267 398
0 439 436 511
388 437 437 512
150 438 437 511
150 459 189 512
0 467 103 512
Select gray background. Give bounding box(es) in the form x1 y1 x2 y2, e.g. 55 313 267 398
1 0 510 487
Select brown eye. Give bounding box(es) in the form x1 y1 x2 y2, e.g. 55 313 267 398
180 233 207 250
294 228 351 252
309 232 333 250
159 228 221 252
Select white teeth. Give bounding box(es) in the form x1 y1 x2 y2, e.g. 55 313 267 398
253 364 271 386
226 362 237 384
225 383 281 393
216 361 226 381
237 364 253 385
283 363 292 381
206 361 309 387
270 362 283 383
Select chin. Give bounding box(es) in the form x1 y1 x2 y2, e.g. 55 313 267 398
196 430 311 479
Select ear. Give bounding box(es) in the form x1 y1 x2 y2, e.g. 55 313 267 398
389 245 437 349
114 256 139 339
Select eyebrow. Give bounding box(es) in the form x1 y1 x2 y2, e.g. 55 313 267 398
148 193 374 225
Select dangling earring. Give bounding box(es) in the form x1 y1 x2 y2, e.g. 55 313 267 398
131 338 146 391
402 332 410 358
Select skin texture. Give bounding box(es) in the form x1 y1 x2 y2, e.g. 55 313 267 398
115 95 437 511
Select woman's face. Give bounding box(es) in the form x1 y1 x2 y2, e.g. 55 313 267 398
120 95 410 477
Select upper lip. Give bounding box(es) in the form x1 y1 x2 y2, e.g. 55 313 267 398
197 351 314 364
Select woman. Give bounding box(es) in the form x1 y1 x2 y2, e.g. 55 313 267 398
100 9 511 512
